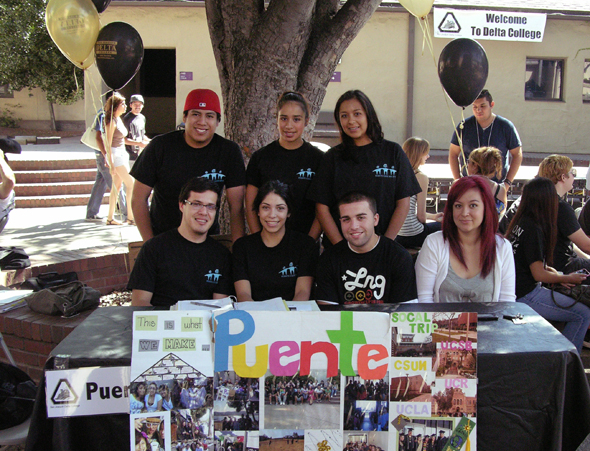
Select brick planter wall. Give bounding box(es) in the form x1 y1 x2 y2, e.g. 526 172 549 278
0 249 132 382
3 251 131 295
0 307 93 382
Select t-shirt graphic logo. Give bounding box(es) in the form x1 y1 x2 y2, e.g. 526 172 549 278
201 169 226 182
373 164 397 178
342 267 386 300
279 262 297 277
296 168 315 180
205 269 221 283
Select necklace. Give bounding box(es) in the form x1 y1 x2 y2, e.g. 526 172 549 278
348 236 380 254
477 117 495 148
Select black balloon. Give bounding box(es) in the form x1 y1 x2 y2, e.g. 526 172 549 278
95 22 144 90
438 38 489 108
92 0 111 13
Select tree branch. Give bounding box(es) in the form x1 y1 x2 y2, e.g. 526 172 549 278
314 0 339 22
243 0 316 80
205 0 264 101
298 0 381 123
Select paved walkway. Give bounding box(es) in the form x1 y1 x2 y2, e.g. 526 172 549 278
1 137 142 266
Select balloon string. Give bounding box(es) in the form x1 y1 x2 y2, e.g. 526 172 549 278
73 66 80 97
86 73 108 157
419 15 435 60
106 93 115 181
457 109 467 175
87 72 103 124
419 17 427 55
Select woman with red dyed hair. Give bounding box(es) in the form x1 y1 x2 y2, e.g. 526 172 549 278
415 176 515 302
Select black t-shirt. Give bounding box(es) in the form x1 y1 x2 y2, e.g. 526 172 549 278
507 215 545 299
554 198 581 271
127 230 233 306
247 140 324 234
130 131 246 236
122 111 146 159
450 115 521 179
232 229 319 301
502 196 580 271
315 237 417 304
307 140 421 237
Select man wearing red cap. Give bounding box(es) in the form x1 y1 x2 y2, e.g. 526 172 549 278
131 89 246 242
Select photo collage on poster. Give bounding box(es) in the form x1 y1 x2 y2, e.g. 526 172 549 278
129 310 477 451
390 312 477 451
130 311 215 451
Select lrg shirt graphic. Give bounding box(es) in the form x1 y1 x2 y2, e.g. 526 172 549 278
342 267 386 304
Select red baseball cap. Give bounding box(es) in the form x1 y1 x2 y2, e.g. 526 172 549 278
184 89 221 115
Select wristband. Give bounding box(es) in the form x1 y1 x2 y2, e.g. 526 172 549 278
503 178 513 186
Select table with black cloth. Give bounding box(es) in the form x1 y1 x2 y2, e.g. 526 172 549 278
25 303 590 451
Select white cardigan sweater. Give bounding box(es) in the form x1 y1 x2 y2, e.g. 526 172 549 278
415 231 516 303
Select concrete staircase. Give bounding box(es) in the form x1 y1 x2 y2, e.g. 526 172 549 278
11 157 108 208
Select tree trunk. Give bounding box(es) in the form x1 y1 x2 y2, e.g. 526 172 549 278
206 0 381 233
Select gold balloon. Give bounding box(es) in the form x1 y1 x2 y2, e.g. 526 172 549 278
46 0 100 68
74 51 95 70
398 0 435 19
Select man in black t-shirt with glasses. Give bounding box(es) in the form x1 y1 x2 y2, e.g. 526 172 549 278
129 177 233 307
315 192 417 304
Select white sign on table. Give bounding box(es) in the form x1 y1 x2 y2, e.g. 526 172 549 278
45 366 130 417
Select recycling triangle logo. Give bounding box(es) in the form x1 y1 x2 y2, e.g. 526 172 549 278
51 378 79 405
439 12 461 33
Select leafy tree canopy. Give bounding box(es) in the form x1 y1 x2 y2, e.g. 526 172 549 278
0 0 83 105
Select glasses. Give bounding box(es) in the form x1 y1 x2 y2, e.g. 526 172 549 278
184 200 217 212
569 169 577 178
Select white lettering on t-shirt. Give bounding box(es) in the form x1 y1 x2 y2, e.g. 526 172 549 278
343 267 386 299
509 224 523 254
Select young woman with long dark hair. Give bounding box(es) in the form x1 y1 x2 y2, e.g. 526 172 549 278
104 93 135 226
505 177 590 352
309 90 420 245
415 176 515 303
233 180 318 302
130 382 146 414
246 92 324 238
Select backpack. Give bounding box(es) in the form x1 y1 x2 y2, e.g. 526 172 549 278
0 362 36 430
